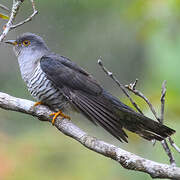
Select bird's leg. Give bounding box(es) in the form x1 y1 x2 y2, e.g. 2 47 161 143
33 101 43 107
50 110 71 125
30 101 44 111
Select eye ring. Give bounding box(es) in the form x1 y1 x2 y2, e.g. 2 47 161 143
22 40 31 46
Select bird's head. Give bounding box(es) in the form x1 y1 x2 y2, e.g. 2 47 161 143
5 32 49 58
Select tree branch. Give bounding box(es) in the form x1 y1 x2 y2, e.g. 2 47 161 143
0 91 179 179
0 0 37 42
125 79 176 166
10 0 38 29
0 4 10 12
0 0 23 42
124 78 160 121
98 58 179 168
159 81 176 166
98 58 143 114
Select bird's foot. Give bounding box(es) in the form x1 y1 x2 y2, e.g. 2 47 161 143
50 110 71 125
30 101 43 111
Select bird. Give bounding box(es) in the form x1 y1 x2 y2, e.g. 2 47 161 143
5 32 175 143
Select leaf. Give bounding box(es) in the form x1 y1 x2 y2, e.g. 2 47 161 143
0 13 9 20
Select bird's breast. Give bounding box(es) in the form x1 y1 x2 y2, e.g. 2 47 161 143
26 65 69 111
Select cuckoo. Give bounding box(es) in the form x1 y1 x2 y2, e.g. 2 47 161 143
5 33 175 143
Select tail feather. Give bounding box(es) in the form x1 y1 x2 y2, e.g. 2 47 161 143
137 130 165 141
70 90 175 143
116 108 175 139
73 92 128 142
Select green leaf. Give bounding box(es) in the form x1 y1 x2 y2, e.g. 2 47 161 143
0 13 9 20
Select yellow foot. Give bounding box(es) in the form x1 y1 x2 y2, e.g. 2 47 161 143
50 110 71 125
34 101 43 107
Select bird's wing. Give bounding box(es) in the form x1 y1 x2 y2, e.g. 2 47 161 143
40 55 102 96
40 55 129 142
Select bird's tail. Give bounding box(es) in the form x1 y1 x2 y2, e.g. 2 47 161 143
71 90 175 143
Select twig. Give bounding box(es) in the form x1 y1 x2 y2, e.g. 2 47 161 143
125 79 176 166
0 0 23 42
159 81 176 166
0 0 38 42
0 4 10 12
0 92 179 179
160 81 180 164
160 80 166 124
98 60 177 166
161 140 176 166
168 137 180 154
126 79 176 166
98 58 143 115
125 79 160 122
10 0 38 29
30 0 36 12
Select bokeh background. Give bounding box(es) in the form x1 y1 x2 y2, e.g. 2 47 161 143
0 0 180 179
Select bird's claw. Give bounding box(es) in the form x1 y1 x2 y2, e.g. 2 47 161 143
50 111 71 125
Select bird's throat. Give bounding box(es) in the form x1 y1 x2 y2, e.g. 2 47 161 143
17 50 45 83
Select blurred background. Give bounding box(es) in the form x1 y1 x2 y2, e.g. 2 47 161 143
0 0 180 179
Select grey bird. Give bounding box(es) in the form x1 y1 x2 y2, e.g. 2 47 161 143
5 32 175 143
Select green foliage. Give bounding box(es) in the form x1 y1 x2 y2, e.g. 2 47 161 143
0 13 9 20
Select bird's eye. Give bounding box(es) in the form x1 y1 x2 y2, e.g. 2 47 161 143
22 40 31 46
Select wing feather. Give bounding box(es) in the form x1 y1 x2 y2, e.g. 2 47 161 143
40 55 102 96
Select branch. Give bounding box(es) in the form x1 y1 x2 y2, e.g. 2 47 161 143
168 137 180 154
98 59 179 167
0 92 180 179
125 79 160 122
158 81 175 166
124 79 176 166
160 80 166 124
10 0 38 29
0 0 23 42
0 0 37 42
0 4 10 12
98 58 143 114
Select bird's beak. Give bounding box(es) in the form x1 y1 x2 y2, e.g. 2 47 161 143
4 40 17 46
